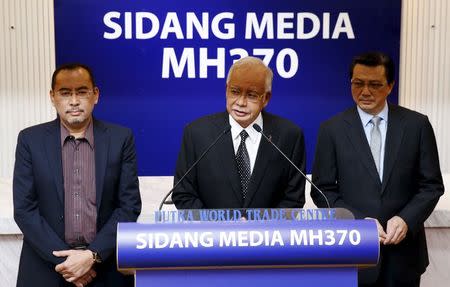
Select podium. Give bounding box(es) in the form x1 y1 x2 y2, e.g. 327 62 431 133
117 209 379 287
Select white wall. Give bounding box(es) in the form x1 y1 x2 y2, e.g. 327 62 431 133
0 0 55 178
400 0 450 173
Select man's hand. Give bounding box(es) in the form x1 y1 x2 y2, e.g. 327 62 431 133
384 215 408 245
72 268 96 287
365 217 387 242
53 249 94 283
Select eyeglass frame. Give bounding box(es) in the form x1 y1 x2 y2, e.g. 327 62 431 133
226 86 266 103
350 79 388 92
54 88 95 100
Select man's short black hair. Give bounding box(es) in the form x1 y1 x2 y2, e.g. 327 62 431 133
350 52 395 84
51 63 96 89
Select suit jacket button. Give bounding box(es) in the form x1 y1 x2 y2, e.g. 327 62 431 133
59 215 64 220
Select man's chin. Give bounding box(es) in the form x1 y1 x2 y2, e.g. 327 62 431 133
358 103 375 112
68 118 84 125
65 117 90 127
233 118 251 128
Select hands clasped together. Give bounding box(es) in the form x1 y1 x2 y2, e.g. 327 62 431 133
53 249 96 287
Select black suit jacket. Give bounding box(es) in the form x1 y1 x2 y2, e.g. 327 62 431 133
311 104 444 283
13 118 141 287
173 111 306 209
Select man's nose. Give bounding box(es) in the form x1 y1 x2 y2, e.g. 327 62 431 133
236 94 247 106
361 83 372 94
68 94 80 105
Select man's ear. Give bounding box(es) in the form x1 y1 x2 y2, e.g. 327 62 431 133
386 81 395 95
263 91 272 108
93 87 100 104
49 90 56 107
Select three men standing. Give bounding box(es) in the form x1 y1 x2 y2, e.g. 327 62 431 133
12 53 444 287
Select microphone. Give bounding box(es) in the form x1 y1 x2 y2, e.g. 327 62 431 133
252 123 330 209
158 124 232 210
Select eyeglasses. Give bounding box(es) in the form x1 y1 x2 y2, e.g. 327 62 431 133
351 80 386 92
227 87 265 103
55 89 93 99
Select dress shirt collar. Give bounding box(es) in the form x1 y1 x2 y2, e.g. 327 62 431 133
60 119 95 149
229 113 263 144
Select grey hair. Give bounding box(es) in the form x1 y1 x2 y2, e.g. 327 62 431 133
226 56 273 93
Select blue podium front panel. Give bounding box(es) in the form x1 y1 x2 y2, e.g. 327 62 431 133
118 219 379 269
117 210 379 287
136 267 357 287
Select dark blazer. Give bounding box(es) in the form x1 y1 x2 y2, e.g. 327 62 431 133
13 118 141 287
311 104 444 283
173 111 306 209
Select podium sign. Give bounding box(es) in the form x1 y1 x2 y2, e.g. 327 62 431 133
117 209 379 286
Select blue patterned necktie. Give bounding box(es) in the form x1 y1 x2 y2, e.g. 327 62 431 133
236 130 251 199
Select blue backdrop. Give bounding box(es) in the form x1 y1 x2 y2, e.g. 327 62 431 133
54 0 401 175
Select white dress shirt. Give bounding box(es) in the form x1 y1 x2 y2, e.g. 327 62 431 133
229 113 263 174
357 102 389 181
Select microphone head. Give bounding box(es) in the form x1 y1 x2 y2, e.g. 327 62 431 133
252 123 262 132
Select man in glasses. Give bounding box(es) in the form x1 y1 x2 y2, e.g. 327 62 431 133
311 51 444 286
173 56 306 209
13 64 141 287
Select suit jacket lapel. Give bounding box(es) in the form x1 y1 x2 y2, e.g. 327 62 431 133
44 119 64 205
93 119 109 212
244 112 276 207
344 108 381 186
381 105 405 194
212 112 243 206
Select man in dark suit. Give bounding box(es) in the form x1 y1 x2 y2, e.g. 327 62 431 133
13 64 141 287
173 56 305 209
311 52 444 287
